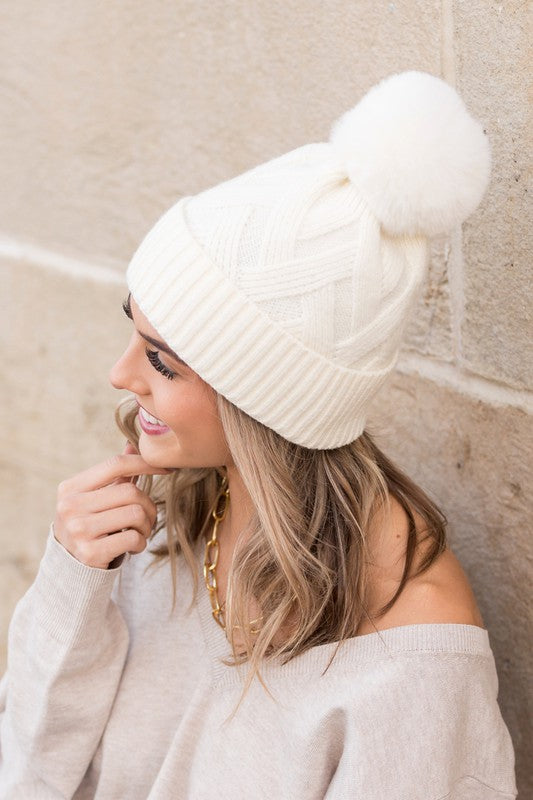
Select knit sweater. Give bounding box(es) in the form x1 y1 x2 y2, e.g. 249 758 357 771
0 525 517 799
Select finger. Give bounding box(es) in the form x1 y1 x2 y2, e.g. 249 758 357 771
59 454 172 496
66 505 155 543
114 441 141 486
57 480 158 521
123 441 145 486
75 529 147 570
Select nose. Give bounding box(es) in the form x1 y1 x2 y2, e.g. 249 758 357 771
109 335 149 395
108 354 127 390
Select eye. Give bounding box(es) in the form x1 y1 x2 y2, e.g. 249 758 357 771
145 348 177 381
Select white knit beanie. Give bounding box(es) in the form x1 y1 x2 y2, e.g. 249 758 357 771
127 71 491 449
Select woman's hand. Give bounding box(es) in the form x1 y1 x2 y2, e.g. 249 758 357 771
53 442 171 569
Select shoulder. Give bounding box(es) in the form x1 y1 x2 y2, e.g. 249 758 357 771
358 495 485 635
367 550 486 630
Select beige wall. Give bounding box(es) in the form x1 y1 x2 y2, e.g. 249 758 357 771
1 1 531 794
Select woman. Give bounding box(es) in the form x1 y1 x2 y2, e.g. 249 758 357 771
0 71 517 798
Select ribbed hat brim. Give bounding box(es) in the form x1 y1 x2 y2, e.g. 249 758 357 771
126 199 403 449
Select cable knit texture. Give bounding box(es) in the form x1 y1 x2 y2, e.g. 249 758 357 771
127 71 490 447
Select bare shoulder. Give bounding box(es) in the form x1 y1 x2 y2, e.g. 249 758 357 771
357 495 485 636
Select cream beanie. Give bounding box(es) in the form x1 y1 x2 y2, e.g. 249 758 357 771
127 71 490 449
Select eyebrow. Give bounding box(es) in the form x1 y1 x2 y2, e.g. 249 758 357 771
122 293 190 368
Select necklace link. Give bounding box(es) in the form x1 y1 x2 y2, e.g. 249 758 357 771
203 477 263 635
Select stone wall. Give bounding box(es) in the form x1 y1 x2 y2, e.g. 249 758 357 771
1 1 530 794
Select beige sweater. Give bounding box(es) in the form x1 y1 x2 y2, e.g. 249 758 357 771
0 525 517 799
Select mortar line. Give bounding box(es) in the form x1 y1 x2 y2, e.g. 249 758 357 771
396 351 533 414
0 234 126 286
440 1 468 369
441 0 456 86
447 226 467 365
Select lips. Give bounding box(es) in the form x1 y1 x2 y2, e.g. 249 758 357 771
137 404 171 436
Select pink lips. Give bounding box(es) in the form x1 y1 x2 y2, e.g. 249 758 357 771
137 405 171 436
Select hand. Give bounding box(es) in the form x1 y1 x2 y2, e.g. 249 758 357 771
53 442 171 569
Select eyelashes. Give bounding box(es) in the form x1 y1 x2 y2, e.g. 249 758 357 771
122 295 177 380
145 347 177 380
122 296 133 319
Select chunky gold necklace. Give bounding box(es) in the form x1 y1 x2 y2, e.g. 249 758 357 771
203 477 263 635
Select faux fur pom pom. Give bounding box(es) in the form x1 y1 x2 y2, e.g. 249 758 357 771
329 71 491 236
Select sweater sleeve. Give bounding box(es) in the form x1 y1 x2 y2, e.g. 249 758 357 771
0 524 129 799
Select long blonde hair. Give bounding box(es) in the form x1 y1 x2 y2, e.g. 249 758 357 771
115 392 447 715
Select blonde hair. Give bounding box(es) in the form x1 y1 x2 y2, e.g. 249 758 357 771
115 393 447 717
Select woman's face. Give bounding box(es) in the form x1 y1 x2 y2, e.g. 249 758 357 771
109 293 233 470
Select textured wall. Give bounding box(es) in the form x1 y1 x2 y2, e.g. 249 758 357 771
0 1 531 794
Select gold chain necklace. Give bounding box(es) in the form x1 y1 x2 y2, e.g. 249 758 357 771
203 477 263 635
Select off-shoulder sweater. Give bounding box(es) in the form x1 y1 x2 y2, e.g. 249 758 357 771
0 525 517 799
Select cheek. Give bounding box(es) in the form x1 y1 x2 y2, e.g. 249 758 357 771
162 386 220 438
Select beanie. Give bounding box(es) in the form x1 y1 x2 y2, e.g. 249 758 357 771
126 71 491 449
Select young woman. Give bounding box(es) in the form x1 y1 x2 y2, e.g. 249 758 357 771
0 71 517 798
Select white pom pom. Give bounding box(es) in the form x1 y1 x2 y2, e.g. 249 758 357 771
329 71 491 236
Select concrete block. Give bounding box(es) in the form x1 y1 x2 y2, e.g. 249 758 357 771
0 256 130 474
0 0 442 265
453 1 532 388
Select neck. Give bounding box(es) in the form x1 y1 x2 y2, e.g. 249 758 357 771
218 463 255 550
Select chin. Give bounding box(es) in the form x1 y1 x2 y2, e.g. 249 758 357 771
137 435 177 468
